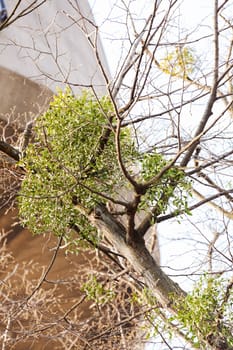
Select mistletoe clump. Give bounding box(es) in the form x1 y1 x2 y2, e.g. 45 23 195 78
19 89 135 238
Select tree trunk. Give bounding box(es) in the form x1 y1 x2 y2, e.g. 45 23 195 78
88 204 233 350
89 203 186 308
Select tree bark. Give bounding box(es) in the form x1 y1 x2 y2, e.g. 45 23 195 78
87 204 233 350
0 140 20 161
89 203 186 308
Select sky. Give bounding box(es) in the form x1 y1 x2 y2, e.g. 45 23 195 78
88 0 213 276
89 0 212 76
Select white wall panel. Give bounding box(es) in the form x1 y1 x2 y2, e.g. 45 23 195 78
0 0 110 94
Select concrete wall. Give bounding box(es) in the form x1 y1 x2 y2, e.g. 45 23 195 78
0 66 53 126
0 0 110 95
0 0 110 126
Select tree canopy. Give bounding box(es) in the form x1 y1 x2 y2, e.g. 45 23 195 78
1 1 233 349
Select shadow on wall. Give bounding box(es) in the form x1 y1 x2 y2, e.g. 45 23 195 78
0 207 97 350
0 66 53 128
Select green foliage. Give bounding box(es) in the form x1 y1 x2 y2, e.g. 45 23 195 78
140 152 191 216
18 89 135 237
134 276 233 348
81 276 115 305
160 46 195 78
131 286 158 307
18 88 191 245
172 275 233 348
131 287 162 341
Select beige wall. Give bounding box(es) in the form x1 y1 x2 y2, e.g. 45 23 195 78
0 66 53 126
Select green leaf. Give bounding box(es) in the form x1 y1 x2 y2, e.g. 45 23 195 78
18 89 135 242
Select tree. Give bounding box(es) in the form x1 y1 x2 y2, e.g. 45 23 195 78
1 0 233 349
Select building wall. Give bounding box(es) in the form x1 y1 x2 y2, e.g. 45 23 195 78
0 0 110 95
0 2 143 349
0 3 148 349
0 66 53 125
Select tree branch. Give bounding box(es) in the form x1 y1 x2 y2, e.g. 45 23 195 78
87 203 186 308
180 0 220 167
0 141 20 161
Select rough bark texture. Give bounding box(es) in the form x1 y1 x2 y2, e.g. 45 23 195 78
90 203 186 307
